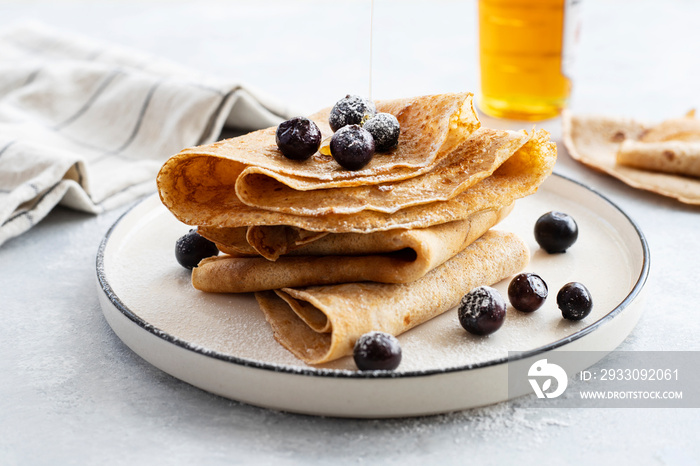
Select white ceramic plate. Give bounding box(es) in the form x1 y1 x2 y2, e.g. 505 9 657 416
96 174 649 418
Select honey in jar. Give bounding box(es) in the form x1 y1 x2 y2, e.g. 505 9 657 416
478 0 580 120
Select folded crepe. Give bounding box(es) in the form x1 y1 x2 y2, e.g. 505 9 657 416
156 92 556 366
163 127 554 235
199 225 328 259
234 127 532 216
616 140 700 178
563 110 700 204
638 110 700 143
255 230 529 365
157 92 481 229
192 204 512 292
614 110 700 178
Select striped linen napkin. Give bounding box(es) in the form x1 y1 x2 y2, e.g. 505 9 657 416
0 22 294 247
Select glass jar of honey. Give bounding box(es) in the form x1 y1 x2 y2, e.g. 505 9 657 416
478 0 581 121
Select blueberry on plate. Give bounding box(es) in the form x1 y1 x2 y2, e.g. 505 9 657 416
508 273 548 313
364 112 400 152
557 282 593 321
534 211 579 253
330 124 375 170
175 229 219 269
275 116 322 161
458 286 506 336
328 95 376 132
353 331 402 371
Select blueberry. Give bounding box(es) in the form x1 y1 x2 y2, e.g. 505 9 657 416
329 95 376 132
364 112 400 152
275 117 322 161
330 124 375 170
175 229 219 269
534 211 579 253
458 286 507 336
353 331 402 371
508 273 548 313
557 282 593 321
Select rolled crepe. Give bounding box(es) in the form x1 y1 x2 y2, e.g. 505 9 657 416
192 205 513 292
201 203 513 261
255 230 529 365
617 140 700 178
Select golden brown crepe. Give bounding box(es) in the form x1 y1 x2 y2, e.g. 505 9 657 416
255 230 529 365
199 225 328 259
157 93 480 227
156 92 556 367
234 127 531 216
192 205 512 292
563 111 700 204
164 128 555 233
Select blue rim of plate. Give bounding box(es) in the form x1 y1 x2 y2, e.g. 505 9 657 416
96 173 650 379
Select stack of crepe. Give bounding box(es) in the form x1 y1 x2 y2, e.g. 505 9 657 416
157 93 557 365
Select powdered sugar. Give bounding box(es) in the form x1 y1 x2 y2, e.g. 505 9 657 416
328 95 376 132
459 286 501 319
364 112 400 151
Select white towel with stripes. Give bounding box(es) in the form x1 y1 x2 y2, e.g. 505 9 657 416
0 22 294 247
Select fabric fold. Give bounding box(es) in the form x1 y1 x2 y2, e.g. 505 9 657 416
0 22 293 247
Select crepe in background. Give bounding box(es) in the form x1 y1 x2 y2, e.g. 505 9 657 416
616 111 700 178
616 140 700 178
638 110 700 143
192 205 512 292
563 111 700 204
255 230 529 365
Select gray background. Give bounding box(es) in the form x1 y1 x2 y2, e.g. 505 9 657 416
1 1 699 465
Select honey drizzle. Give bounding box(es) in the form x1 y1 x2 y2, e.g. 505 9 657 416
369 0 374 101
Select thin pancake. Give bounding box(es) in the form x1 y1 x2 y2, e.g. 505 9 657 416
255 230 529 365
234 128 531 216
156 93 480 227
198 226 329 258
192 205 512 292
175 129 555 233
639 110 700 142
563 111 700 204
616 140 700 178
